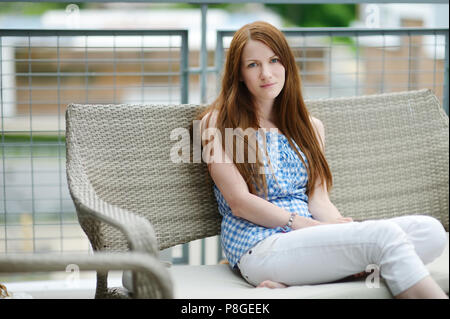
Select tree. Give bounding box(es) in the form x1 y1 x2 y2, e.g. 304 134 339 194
265 4 357 27
0 2 87 15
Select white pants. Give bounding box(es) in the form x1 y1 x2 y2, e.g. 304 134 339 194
238 215 447 296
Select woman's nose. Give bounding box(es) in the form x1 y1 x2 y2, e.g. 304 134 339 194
260 64 272 79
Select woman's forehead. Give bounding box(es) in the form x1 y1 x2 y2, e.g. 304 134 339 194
241 40 277 61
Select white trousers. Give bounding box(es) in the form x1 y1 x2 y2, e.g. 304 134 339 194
238 215 447 296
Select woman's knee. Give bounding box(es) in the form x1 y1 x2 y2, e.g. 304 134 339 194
367 220 411 254
373 219 407 240
387 215 447 264
346 220 412 272
418 215 447 262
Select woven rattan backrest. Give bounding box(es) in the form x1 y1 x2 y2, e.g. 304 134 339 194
306 89 448 230
66 89 448 254
66 104 220 251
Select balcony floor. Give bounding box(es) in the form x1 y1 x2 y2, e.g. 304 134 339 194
2 271 123 299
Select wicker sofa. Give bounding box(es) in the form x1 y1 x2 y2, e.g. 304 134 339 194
1 89 448 299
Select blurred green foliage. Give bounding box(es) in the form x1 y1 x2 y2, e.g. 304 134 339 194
0 2 87 15
265 4 357 27
265 4 357 49
175 3 356 27
2 134 65 143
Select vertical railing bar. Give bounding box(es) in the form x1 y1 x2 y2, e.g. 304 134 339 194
168 35 173 104
381 31 386 93
140 35 145 104
201 237 205 265
57 34 63 253
443 31 449 115
215 30 223 97
200 3 209 264
0 35 7 253
181 30 189 104
213 30 226 264
433 31 437 94
408 31 412 90
181 243 189 264
355 32 359 96
28 33 36 253
328 32 332 97
200 3 208 105
303 33 307 94
113 33 117 103
85 35 89 104
217 236 223 263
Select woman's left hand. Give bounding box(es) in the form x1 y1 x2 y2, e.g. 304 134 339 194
318 216 353 226
333 217 353 223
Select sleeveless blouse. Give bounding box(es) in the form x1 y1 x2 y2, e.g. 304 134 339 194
213 130 314 268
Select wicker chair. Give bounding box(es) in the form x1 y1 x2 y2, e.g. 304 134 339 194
1 89 448 298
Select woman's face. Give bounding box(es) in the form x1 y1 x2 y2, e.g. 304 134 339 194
240 39 286 106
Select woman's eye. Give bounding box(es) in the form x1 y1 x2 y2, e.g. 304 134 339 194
271 58 279 63
248 62 257 68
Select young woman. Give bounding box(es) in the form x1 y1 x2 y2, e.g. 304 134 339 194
198 21 448 299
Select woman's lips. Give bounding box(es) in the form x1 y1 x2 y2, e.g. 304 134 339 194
261 83 275 88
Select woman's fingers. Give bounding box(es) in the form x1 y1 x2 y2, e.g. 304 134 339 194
335 217 353 223
322 217 354 225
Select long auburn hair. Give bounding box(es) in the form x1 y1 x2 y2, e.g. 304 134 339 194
198 21 332 199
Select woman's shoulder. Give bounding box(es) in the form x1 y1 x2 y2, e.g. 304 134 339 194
308 115 325 149
199 109 220 148
200 108 219 130
309 115 323 128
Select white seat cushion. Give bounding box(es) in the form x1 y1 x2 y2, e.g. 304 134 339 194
122 233 448 298
168 232 449 299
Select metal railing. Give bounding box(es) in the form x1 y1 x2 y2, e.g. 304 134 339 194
0 29 190 264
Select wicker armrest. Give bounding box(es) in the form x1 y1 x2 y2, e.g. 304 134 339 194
0 252 173 299
66 105 161 257
0 252 173 298
70 179 159 257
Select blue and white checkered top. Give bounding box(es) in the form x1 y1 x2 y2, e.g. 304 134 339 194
213 130 313 268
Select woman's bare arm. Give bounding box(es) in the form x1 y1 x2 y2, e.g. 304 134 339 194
308 117 352 223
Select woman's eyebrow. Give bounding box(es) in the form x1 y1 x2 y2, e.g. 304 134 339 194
245 55 279 62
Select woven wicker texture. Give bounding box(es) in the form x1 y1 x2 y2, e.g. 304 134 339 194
307 89 448 230
66 88 448 259
66 104 220 254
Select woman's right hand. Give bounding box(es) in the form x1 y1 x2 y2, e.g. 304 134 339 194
316 217 354 226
